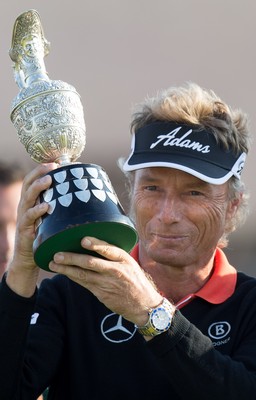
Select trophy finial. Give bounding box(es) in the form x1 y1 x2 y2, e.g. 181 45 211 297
9 9 50 88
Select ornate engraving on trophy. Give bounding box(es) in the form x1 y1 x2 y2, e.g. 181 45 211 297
9 9 86 165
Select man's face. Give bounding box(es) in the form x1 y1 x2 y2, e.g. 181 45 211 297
131 167 237 269
0 182 22 278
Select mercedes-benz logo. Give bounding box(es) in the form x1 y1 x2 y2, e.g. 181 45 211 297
101 313 136 343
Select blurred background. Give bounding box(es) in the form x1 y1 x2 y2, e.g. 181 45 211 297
0 0 255 275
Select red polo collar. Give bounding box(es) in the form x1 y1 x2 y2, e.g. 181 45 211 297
130 245 237 308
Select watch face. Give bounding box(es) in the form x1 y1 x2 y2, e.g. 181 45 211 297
151 308 171 331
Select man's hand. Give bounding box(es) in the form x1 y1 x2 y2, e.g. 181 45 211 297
6 163 57 297
49 236 163 326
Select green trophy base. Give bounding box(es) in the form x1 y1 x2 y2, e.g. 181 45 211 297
34 220 137 271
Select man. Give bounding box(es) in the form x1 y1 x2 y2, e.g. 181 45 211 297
0 161 25 279
0 82 255 399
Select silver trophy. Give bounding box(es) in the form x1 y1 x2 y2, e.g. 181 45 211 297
9 10 137 271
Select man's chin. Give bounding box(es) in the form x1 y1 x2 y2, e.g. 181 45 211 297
149 246 184 265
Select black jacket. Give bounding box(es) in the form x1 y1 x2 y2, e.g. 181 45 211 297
0 249 256 399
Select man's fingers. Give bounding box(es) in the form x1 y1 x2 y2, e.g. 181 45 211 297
18 163 57 215
81 236 129 262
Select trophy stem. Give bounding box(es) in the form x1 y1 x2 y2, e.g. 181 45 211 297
55 154 72 165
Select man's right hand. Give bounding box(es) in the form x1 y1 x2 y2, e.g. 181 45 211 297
6 163 57 297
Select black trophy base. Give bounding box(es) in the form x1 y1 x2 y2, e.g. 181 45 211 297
33 163 138 271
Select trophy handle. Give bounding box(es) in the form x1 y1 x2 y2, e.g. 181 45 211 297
9 9 50 88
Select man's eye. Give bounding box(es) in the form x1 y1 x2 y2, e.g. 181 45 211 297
189 191 202 196
145 186 157 191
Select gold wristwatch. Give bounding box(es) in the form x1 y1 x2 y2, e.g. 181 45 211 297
136 298 175 337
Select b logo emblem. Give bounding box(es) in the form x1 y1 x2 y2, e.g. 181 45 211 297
208 321 231 339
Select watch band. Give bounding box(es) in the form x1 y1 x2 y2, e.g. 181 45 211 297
136 297 175 337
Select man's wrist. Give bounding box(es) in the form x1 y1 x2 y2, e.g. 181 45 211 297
6 264 39 298
136 298 175 337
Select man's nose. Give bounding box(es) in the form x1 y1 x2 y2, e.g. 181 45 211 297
157 196 182 223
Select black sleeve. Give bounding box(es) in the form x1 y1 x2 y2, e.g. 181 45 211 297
0 275 37 399
0 275 65 400
148 310 256 400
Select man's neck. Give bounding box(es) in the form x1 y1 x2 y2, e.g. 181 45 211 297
139 251 215 304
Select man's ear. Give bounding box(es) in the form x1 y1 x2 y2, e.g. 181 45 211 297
226 193 242 220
